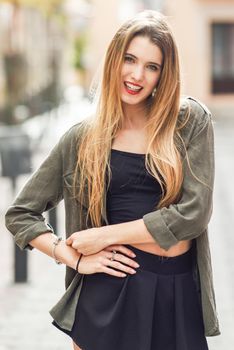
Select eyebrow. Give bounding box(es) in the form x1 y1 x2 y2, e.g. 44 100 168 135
125 53 162 68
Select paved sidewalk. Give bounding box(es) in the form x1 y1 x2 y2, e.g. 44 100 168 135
0 192 72 350
207 120 234 350
0 118 233 349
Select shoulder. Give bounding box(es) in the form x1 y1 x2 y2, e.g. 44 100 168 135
58 121 87 149
177 95 213 143
56 119 92 157
55 120 90 174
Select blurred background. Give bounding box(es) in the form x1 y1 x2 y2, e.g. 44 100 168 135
0 0 233 349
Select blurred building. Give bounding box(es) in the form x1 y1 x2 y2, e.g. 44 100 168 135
165 0 234 118
1 0 232 120
0 2 65 124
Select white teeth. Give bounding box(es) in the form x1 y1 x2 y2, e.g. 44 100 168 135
125 82 142 91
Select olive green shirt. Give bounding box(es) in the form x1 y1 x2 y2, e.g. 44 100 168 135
5 96 220 337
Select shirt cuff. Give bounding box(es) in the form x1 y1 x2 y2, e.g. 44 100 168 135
143 210 178 250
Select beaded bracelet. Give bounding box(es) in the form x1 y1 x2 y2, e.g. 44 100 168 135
75 254 83 273
52 236 62 265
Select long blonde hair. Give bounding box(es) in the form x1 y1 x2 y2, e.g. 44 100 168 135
74 10 190 227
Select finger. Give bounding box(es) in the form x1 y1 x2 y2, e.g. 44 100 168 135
105 245 136 258
103 258 137 275
71 241 77 249
66 237 73 245
110 252 140 269
104 251 139 269
101 266 127 278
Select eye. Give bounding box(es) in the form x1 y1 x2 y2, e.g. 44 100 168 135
147 65 159 72
124 55 134 63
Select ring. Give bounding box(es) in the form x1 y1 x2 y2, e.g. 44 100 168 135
110 250 117 261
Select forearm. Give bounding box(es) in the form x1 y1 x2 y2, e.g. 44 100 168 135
29 232 81 270
105 219 157 246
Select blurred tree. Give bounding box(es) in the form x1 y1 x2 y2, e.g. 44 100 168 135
0 0 64 16
0 0 65 124
73 33 87 87
73 34 87 71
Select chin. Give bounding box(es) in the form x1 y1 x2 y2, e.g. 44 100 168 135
121 94 147 106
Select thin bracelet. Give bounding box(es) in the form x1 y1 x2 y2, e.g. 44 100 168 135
52 236 63 265
75 254 83 273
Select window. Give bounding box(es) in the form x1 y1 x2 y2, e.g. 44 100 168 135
212 22 234 94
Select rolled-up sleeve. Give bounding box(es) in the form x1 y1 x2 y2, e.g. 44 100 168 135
5 138 64 251
143 109 215 250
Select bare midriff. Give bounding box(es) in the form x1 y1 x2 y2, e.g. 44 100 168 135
131 240 192 257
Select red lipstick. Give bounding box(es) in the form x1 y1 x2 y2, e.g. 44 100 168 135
124 81 143 95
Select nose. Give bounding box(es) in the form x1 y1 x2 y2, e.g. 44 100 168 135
131 64 144 82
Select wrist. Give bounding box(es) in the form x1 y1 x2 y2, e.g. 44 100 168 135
75 253 83 273
52 236 63 264
55 240 81 270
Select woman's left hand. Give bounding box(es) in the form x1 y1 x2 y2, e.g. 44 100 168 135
66 227 109 255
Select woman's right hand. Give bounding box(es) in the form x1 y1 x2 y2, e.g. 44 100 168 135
77 244 140 277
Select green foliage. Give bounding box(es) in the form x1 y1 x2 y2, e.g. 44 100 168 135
0 0 64 16
73 34 87 71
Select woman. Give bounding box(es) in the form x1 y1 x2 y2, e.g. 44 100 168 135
5 10 220 350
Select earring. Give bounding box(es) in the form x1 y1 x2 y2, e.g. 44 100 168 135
151 87 157 97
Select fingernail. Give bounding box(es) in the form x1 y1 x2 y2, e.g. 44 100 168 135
135 263 140 268
131 253 136 257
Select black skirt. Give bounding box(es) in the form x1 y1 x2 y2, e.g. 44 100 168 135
52 242 209 350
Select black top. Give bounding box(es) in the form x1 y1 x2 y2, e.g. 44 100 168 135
106 149 163 224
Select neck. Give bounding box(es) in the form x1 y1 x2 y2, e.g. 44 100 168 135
122 102 149 130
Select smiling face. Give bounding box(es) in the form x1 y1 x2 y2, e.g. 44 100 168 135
120 35 163 110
